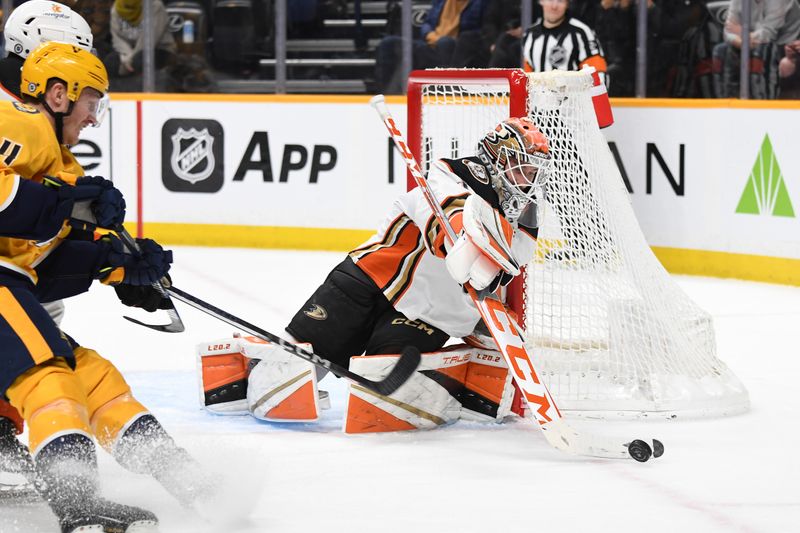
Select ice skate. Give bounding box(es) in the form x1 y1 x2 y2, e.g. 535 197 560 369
36 434 159 533
57 497 158 533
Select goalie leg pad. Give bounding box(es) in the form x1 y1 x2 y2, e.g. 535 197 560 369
461 350 515 422
344 345 518 433
247 343 320 422
344 348 470 434
198 337 255 415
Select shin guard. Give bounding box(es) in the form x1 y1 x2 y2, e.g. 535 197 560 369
72 346 148 449
34 433 99 518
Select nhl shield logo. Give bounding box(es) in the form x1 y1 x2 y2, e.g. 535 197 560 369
549 45 567 69
170 128 215 184
162 118 224 192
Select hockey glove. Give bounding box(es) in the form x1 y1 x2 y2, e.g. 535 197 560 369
114 274 173 312
46 175 126 228
96 234 173 286
445 195 519 291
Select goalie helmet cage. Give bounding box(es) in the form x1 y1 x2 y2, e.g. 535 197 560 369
406 68 749 419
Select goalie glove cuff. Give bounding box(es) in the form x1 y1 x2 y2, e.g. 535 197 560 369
462 194 519 275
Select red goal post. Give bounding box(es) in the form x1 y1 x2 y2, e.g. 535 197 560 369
406 68 529 323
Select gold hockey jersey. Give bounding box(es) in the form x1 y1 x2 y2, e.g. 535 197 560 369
0 100 84 282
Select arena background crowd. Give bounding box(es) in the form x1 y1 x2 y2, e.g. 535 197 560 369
1 0 799 98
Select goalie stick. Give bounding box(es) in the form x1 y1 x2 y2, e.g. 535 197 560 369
370 94 663 462
165 286 421 396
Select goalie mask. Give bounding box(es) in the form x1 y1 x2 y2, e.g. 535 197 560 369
477 117 552 227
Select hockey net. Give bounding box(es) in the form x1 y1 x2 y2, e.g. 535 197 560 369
407 69 749 418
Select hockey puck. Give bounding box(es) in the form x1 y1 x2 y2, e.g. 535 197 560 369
652 439 665 458
627 439 653 462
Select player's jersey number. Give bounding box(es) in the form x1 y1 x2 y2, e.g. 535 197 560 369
0 138 22 166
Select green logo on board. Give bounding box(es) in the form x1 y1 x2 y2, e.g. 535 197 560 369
736 134 795 217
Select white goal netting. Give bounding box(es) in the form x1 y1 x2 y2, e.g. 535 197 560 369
410 69 749 418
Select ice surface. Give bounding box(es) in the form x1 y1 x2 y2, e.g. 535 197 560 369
1 247 798 533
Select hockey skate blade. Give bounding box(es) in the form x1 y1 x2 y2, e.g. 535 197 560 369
66 521 158 533
126 521 159 532
0 483 39 504
0 473 39 504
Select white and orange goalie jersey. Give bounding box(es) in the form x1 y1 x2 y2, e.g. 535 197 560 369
348 157 537 339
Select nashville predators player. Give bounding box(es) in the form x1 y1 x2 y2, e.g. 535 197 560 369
0 42 205 532
0 0 95 486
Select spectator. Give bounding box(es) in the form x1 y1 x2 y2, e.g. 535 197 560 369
569 0 598 27
595 0 635 96
484 0 542 68
713 0 800 99
375 0 490 94
104 0 176 91
68 0 115 59
522 0 607 85
647 0 711 97
778 39 800 97
664 0 721 98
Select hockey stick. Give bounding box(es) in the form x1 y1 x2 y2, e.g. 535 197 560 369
370 94 663 461
41 177 183 332
114 226 186 333
165 286 420 396
109 225 419 394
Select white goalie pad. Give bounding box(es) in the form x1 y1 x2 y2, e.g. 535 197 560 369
197 334 320 421
246 343 320 422
344 345 516 434
197 335 260 415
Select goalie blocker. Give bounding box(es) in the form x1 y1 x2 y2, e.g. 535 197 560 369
198 336 523 431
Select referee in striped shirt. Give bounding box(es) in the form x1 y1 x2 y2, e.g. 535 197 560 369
522 0 608 86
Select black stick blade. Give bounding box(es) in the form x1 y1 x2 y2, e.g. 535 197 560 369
369 346 421 396
123 314 185 333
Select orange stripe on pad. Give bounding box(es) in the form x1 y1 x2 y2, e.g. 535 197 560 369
344 394 417 433
202 352 249 392
0 288 53 364
266 380 318 420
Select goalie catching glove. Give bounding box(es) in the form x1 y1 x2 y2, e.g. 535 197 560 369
445 194 519 291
